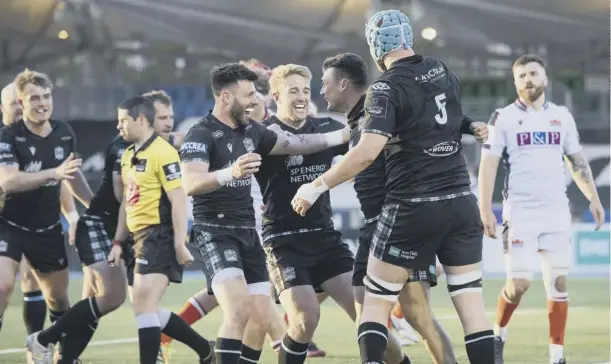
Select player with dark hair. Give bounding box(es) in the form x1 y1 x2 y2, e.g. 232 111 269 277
293 10 496 364
322 51 487 362
180 62 350 364
108 96 214 364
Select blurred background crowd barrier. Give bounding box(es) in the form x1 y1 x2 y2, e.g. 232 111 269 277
0 0 608 274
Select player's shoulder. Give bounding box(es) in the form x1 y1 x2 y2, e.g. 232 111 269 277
51 119 75 135
309 116 344 131
152 136 177 154
0 122 18 137
489 102 524 126
261 115 279 127
545 102 572 116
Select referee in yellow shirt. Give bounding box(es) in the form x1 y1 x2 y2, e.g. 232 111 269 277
108 96 214 364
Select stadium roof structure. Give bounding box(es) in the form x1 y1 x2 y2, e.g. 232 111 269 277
0 0 608 79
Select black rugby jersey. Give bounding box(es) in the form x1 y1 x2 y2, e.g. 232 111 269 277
179 113 277 226
256 116 348 236
363 55 471 200
86 135 129 227
0 120 77 229
347 96 385 220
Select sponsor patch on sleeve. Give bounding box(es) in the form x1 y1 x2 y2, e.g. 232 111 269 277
162 162 182 181
365 96 389 118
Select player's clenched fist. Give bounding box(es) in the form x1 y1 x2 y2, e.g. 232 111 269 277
470 122 489 143
232 152 262 179
175 244 194 266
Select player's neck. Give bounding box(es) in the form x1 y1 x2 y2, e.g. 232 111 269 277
22 117 52 137
211 107 238 129
344 91 366 117
275 113 306 130
134 129 155 150
384 48 416 69
519 94 546 111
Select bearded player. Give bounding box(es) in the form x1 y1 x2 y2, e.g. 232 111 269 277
479 54 605 364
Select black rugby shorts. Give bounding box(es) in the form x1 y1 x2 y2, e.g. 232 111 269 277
371 193 483 271
189 223 268 295
264 229 354 296
353 219 438 287
0 221 67 273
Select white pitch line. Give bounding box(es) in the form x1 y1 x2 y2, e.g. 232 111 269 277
0 306 593 355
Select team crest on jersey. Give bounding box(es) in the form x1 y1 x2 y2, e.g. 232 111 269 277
213 130 223 139
550 119 562 126
54 147 64 160
243 138 255 152
29 146 36 155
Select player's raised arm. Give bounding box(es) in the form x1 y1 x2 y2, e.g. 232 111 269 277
478 111 505 238
265 122 351 156
0 129 82 194
290 81 396 215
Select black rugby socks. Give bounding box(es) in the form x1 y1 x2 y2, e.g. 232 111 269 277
465 330 496 364
38 297 102 346
239 344 262 364
58 319 98 363
215 337 242 364
357 322 388 364
278 334 309 364
23 290 47 334
158 309 212 361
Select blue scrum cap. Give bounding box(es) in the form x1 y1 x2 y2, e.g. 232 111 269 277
365 10 413 63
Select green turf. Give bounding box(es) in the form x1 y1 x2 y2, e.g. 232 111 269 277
0 277 608 363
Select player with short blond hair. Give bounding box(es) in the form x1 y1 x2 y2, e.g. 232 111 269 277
479 54 605 364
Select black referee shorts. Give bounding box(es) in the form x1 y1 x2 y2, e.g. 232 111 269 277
0 221 67 273
371 193 483 272
132 224 183 284
353 219 438 287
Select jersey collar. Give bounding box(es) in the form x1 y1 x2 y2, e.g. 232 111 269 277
347 95 366 123
269 115 313 134
131 132 158 153
514 98 549 112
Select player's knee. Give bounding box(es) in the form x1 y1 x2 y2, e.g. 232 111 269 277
446 269 483 298
363 275 403 302
507 277 531 298
553 275 567 293
542 266 568 300
0 275 16 298
288 308 320 337
224 303 251 330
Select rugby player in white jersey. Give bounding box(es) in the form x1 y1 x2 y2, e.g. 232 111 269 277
478 54 605 364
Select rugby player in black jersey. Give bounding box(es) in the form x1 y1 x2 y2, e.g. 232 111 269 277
2 81 87 364
180 63 351 364
0 70 95 363
251 63 359 364
293 10 495 364
321 52 487 363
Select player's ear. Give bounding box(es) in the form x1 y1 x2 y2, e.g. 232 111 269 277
272 91 280 105
220 90 231 105
340 79 348 91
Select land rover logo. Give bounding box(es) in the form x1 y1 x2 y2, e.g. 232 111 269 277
424 141 459 156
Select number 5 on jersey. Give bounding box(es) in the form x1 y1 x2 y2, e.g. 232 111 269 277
434 93 447 125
